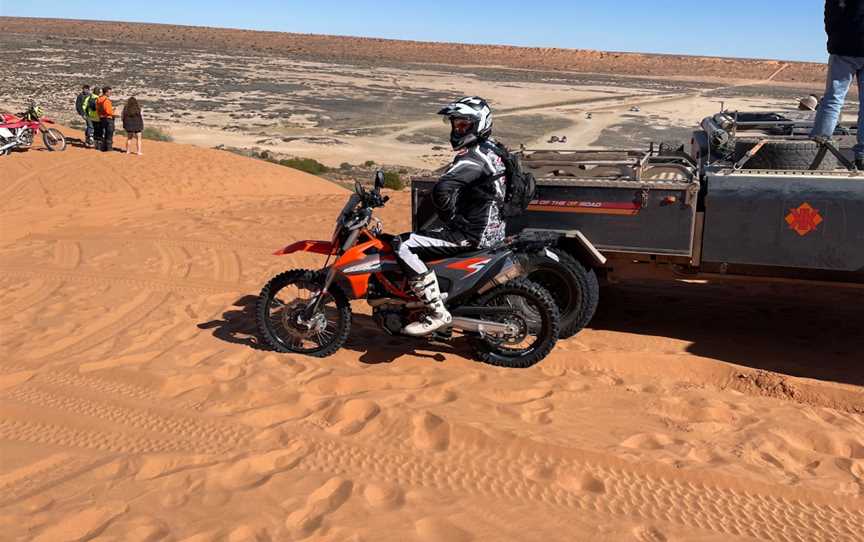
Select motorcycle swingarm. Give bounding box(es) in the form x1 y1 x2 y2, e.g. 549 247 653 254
450 317 519 336
450 306 518 318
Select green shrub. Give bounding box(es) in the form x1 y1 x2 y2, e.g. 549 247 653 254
279 157 329 175
383 171 404 190
363 160 375 167
339 162 352 170
141 126 173 142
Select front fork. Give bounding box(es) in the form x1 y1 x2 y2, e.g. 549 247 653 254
303 228 360 318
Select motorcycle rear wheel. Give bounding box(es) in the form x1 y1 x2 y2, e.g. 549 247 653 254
43 128 66 151
470 278 560 368
257 269 351 357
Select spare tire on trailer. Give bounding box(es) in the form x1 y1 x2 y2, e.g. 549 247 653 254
732 139 839 170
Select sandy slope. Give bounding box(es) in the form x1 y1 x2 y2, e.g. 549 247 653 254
1 133 863 542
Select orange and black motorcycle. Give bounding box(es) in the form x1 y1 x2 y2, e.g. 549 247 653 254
256 172 560 368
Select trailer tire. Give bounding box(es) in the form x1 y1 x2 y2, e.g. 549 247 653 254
524 248 599 338
732 139 839 170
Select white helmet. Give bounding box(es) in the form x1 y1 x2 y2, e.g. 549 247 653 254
438 96 493 150
798 95 819 111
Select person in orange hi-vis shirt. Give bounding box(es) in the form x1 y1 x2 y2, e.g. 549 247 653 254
96 86 117 152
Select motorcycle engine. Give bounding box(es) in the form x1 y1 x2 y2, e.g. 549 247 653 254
372 306 405 335
21 128 33 147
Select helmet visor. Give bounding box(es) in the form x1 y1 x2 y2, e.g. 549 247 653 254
449 117 474 136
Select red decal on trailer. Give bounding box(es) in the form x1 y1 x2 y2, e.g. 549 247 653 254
785 203 823 236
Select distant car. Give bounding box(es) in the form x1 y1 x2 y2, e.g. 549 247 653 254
585 113 593 120
630 106 641 112
548 135 560 143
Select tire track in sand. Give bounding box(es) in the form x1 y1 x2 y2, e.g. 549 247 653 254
0 453 113 508
1 383 250 453
0 266 254 295
24 289 169 360
287 433 863 542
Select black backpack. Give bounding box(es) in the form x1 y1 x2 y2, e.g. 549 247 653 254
490 141 536 218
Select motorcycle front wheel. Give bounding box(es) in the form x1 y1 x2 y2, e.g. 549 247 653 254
256 269 352 357
42 128 66 151
470 278 560 368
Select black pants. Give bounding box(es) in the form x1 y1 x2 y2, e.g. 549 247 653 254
92 118 104 145
394 228 471 278
101 118 114 152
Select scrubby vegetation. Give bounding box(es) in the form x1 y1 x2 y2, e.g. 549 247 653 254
382 170 404 190
278 157 329 175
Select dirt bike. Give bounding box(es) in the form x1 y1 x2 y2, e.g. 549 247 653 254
0 104 66 156
256 172 561 368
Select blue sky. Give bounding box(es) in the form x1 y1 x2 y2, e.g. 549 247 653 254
1 1 830 62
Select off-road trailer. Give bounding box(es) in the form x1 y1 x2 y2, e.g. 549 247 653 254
412 114 864 333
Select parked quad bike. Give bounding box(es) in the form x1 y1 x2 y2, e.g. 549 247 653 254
257 172 561 368
0 103 66 156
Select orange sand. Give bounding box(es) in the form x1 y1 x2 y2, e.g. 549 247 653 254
1 131 863 541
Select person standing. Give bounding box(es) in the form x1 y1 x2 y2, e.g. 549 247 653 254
97 86 116 152
122 97 144 155
87 87 103 149
75 84 94 146
811 0 864 169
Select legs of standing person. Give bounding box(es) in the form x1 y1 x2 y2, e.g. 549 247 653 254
811 55 856 140
125 131 131 154
93 119 103 150
102 118 114 152
136 132 142 155
83 116 93 146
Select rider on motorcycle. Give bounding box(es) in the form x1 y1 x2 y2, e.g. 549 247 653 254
394 96 507 336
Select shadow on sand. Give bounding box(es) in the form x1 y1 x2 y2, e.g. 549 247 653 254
201 281 863 387
198 294 464 364
589 279 864 387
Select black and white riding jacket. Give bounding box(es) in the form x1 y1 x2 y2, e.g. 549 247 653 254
432 139 507 248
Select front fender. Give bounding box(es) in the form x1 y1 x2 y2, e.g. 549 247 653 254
273 240 334 256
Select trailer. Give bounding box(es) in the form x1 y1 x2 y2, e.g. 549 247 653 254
412 112 864 335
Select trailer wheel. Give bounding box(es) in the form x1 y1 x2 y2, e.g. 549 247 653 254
524 248 599 338
732 139 840 170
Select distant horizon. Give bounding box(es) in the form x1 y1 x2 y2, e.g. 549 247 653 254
0 1 831 63
0 15 828 66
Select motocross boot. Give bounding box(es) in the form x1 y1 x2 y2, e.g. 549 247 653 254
402 271 452 336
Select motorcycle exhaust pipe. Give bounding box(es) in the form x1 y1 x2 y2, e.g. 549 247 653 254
0 141 17 153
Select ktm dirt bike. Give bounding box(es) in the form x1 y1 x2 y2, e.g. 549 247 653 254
256 172 561 368
0 104 66 156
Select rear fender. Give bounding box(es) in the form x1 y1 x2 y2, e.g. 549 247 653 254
273 240 334 256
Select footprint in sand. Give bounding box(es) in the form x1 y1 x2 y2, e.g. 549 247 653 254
415 517 473 542
214 442 308 490
556 469 606 494
362 482 405 510
283 477 353 538
412 411 450 452
479 387 552 405
633 525 668 542
325 399 380 436
31 501 128 542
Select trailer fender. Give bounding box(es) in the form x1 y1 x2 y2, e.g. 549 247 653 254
522 228 607 268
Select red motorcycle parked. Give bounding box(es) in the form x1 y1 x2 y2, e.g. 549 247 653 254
0 104 66 156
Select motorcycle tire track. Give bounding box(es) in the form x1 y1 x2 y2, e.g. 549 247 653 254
1 383 250 453
0 453 113 508
288 433 863 542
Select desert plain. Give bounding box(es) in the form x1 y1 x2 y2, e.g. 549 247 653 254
0 18 863 542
